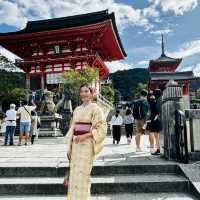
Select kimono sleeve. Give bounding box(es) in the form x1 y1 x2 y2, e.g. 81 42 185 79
64 109 76 152
91 105 107 144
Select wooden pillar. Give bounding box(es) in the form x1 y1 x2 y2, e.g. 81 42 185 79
182 82 190 110
182 82 189 95
41 65 45 89
26 72 30 90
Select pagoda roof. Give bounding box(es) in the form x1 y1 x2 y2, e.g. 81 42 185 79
150 54 182 63
150 71 196 81
0 10 126 60
148 35 182 72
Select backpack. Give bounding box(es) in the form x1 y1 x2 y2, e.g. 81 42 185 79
132 100 146 119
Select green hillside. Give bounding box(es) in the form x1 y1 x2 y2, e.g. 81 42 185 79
109 68 150 101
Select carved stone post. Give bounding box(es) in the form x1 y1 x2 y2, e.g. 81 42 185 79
161 80 182 160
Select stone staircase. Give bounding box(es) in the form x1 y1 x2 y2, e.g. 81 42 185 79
96 94 114 118
0 163 197 199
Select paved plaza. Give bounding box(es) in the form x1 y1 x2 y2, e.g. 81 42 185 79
0 193 196 200
0 135 167 167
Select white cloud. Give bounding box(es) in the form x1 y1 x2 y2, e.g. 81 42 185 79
0 46 20 61
181 63 200 77
143 4 159 18
150 0 198 15
0 0 27 28
106 61 132 73
136 60 149 67
167 39 200 58
15 0 52 21
111 3 151 30
150 28 173 35
0 0 152 31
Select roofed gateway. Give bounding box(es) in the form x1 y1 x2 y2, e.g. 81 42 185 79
0 10 126 91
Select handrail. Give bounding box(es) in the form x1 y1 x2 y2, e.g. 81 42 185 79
97 94 113 108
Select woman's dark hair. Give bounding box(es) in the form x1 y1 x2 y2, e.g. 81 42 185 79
28 100 33 106
153 89 162 99
79 83 93 93
115 110 120 117
147 90 153 103
141 89 148 97
126 109 131 115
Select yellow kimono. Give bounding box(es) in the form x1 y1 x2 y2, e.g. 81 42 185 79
64 102 107 200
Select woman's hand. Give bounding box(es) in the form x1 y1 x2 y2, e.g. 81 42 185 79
67 152 71 160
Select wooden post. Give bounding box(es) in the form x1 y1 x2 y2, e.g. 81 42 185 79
41 65 45 90
26 72 30 90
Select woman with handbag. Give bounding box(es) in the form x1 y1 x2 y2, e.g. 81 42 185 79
64 83 107 200
30 110 40 145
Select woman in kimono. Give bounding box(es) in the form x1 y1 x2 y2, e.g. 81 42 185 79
64 83 107 200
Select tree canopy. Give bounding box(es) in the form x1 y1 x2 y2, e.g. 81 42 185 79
109 68 150 101
62 67 98 106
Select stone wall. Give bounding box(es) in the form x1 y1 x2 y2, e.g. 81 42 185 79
185 109 200 152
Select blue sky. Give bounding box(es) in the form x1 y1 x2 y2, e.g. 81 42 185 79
0 0 200 75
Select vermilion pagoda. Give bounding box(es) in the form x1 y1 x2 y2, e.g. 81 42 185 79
0 10 126 91
148 35 196 95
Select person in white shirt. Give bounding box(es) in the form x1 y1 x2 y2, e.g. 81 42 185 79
17 100 36 146
4 104 17 146
110 110 123 144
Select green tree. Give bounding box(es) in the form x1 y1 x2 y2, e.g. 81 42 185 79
131 83 147 100
9 88 26 102
197 88 200 98
110 68 150 100
62 67 98 107
101 85 115 103
0 84 26 111
114 89 121 105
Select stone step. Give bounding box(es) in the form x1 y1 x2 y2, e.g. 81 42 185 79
0 164 182 177
0 193 197 200
0 174 189 195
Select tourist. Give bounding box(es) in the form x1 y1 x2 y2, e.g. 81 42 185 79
150 89 162 155
133 89 149 152
4 104 17 146
124 108 134 144
64 83 107 200
0 113 6 143
146 90 155 152
110 110 123 144
30 110 40 145
17 100 36 146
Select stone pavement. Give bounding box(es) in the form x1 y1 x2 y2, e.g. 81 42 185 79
0 193 196 200
0 135 199 200
0 135 173 167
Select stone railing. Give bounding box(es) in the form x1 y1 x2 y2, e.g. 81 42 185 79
96 94 114 118
162 80 183 160
97 94 114 109
185 109 200 153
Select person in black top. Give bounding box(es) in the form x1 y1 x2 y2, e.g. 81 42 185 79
148 90 162 155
